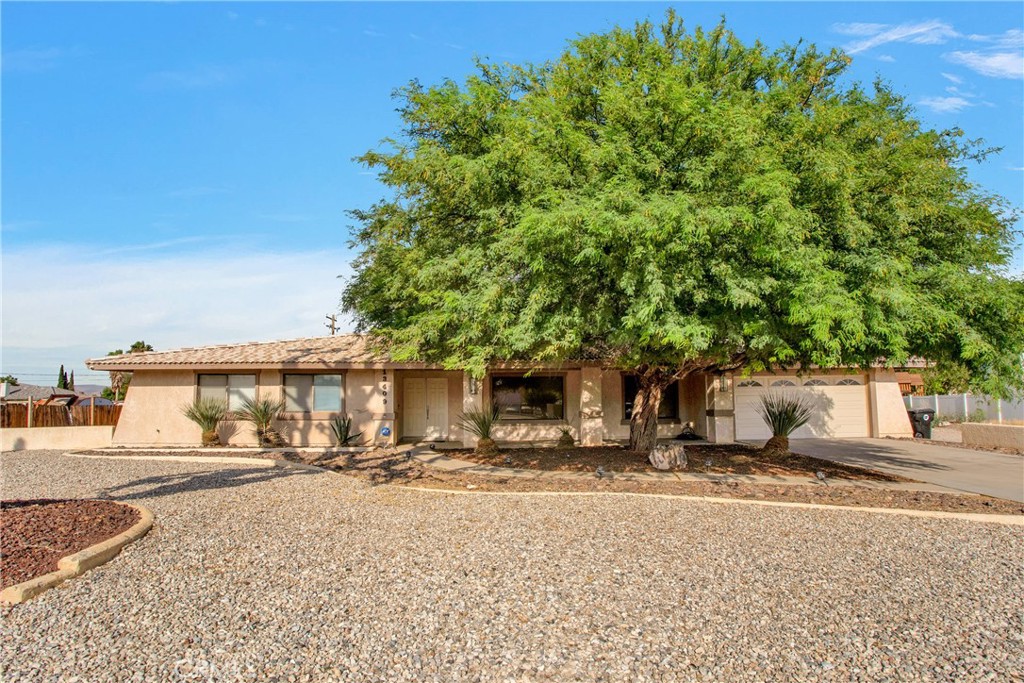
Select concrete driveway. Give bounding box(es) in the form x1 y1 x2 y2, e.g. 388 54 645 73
788 438 1024 502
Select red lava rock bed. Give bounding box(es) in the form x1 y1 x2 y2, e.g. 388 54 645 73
1 499 140 589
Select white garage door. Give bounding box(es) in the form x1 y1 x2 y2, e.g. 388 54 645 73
734 376 869 441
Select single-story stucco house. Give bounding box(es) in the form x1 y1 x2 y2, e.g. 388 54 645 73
86 335 913 448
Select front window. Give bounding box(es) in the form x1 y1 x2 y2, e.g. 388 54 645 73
491 375 564 420
197 374 255 411
623 375 679 420
284 374 344 413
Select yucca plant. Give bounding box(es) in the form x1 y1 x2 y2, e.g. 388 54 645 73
236 396 286 447
556 422 575 449
330 415 363 446
181 397 228 446
457 405 501 456
756 392 815 457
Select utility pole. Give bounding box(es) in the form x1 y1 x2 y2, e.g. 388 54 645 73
325 314 338 336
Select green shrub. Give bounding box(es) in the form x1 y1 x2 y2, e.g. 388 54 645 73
756 392 815 456
457 406 501 455
181 397 228 446
236 396 286 447
330 415 364 446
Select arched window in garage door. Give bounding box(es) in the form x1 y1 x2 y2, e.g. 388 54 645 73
771 379 796 387
837 378 862 386
804 379 828 386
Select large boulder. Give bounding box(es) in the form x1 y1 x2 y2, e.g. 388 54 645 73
649 442 687 470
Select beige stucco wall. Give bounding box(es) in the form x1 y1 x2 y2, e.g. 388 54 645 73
600 370 700 442
486 370 582 445
114 369 390 447
2 426 114 452
869 369 914 438
113 370 201 446
961 423 1024 451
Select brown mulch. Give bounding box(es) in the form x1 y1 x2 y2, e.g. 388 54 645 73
450 444 909 482
298 450 1024 516
1 499 140 589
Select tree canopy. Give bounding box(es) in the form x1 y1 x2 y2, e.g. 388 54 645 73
343 12 1024 403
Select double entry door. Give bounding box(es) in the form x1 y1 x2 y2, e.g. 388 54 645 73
403 377 449 441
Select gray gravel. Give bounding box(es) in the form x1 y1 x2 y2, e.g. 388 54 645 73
2 450 1022 682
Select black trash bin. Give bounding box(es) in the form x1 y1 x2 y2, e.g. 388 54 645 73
907 408 936 439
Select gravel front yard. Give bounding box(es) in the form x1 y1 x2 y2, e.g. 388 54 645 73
2 450 1022 682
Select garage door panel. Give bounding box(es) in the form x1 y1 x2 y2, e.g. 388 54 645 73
735 377 868 440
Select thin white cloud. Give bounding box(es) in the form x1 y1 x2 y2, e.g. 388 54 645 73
143 65 235 89
841 20 959 55
363 29 385 38
1008 166 1024 171
95 236 222 256
940 72 963 84
1 244 353 378
225 11 239 21
877 55 895 63
0 220 44 232
2 46 88 73
918 96 974 113
832 23 889 37
945 50 1023 79
967 28 1024 49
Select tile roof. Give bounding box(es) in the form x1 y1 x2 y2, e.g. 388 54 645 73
85 335 399 370
0 384 86 402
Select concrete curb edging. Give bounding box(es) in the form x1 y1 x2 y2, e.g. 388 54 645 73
1 502 154 604
393 485 1024 526
64 452 328 473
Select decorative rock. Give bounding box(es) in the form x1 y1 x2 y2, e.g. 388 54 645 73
649 442 686 470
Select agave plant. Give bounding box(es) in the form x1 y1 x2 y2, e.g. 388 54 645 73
181 397 228 446
236 396 286 447
330 415 363 446
457 405 500 456
756 392 815 457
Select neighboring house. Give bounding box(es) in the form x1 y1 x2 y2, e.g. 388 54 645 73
85 335 913 447
0 383 86 406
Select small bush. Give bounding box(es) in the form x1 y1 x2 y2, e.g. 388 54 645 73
181 398 228 446
458 406 500 455
236 396 286 447
330 415 363 446
756 392 815 456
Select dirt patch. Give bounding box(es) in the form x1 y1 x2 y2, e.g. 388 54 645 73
294 450 1023 516
886 436 1023 457
450 444 909 482
1 499 140 588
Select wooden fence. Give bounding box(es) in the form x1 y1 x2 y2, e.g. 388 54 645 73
0 403 122 429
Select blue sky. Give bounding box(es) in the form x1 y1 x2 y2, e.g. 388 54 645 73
2 2 1022 388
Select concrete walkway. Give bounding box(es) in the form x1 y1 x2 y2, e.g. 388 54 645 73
786 438 1024 502
411 449 957 494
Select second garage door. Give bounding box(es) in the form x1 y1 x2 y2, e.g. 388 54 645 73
734 375 870 441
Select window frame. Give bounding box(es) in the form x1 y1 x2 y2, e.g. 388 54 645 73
196 374 256 412
282 373 346 415
621 374 680 422
490 372 566 422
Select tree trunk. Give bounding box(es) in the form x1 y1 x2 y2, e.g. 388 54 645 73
628 370 669 454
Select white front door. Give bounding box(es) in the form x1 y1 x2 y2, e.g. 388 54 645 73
404 377 449 440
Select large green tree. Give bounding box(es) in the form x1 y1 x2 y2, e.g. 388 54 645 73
343 13 1024 453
